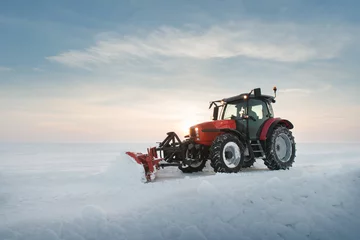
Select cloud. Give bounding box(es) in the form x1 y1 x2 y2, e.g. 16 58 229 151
47 21 351 69
279 84 332 95
279 88 312 94
33 68 45 72
0 66 12 72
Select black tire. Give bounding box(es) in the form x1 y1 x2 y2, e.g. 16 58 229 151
209 133 245 173
243 157 256 168
179 160 207 173
264 126 296 170
178 143 207 173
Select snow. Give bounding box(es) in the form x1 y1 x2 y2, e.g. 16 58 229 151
0 142 360 240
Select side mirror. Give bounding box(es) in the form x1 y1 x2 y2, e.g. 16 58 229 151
212 106 219 120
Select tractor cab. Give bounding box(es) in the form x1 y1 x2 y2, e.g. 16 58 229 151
210 88 276 140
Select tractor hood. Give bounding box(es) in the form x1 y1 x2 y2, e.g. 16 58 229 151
189 120 236 146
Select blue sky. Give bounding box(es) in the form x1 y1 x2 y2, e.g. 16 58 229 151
1 0 359 142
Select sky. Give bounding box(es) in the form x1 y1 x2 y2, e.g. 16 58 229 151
0 0 360 143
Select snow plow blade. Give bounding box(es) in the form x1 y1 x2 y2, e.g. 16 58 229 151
126 132 186 183
125 147 162 183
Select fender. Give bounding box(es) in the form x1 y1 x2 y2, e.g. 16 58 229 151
202 128 253 159
259 118 294 141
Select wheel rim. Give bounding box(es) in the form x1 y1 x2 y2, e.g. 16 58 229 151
274 133 292 162
185 148 203 168
222 142 242 168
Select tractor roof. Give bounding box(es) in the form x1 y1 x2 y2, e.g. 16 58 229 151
222 93 275 103
208 88 276 109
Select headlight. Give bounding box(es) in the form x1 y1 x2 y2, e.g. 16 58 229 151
195 127 200 139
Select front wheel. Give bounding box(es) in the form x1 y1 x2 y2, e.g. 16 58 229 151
264 126 296 170
178 144 207 173
243 157 256 168
210 133 245 173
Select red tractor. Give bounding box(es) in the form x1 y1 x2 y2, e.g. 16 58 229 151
127 87 296 182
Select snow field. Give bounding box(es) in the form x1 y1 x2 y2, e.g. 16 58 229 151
0 143 360 239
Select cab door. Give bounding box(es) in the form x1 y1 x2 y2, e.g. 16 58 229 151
248 99 271 140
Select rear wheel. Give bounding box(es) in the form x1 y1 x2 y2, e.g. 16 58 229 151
210 133 245 173
264 126 296 170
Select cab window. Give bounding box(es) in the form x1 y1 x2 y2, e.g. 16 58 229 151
248 99 270 120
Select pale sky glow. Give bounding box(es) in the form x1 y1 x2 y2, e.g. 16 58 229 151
1 0 360 143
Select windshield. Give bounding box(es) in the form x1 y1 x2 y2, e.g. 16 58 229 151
222 99 273 120
222 101 248 119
